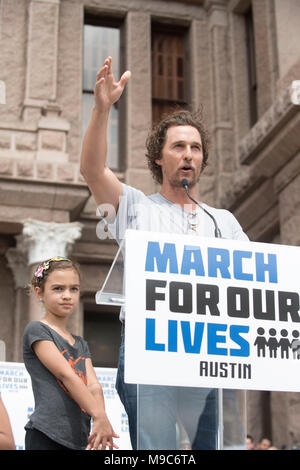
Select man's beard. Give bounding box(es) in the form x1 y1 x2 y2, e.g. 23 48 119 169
169 168 200 188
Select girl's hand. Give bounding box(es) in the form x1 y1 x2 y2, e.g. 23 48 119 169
86 413 119 450
94 56 131 112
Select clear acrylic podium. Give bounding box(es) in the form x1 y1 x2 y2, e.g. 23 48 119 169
96 240 247 450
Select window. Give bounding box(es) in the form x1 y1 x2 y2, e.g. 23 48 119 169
82 19 120 169
151 26 188 124
245 6 258 126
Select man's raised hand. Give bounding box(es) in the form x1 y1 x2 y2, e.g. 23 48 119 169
94 56 131 111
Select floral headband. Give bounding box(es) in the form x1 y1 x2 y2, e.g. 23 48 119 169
34 256 70 284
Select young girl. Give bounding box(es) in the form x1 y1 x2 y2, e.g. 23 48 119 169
23 256 119 451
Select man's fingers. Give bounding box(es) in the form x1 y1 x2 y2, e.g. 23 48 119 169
97 56 112 77
96 66 107 81
106 56 113 75
119 70 131 88
96 55 130 91
95 77 104 87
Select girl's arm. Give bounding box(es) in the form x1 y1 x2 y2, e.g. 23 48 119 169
85 358 119 450
33 340 118 450
0 396 15 450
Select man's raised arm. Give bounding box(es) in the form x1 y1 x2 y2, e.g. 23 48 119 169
80 57 131 212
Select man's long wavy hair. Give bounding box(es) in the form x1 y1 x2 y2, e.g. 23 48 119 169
145 108 210 185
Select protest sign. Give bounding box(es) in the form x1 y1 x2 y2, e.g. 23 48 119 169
0 362 131 449
124 230 300 392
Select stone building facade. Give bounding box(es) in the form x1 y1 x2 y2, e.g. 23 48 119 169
0 0 299 449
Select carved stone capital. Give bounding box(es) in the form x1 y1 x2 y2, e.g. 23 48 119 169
20 218 83 265
5 247 29 289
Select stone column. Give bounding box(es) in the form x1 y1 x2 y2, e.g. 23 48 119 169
19 219 83 325
23 0 60 121
204 0 235 206
5 247 29 362
189 16 215 206
125 11 154 195
22 0 70 163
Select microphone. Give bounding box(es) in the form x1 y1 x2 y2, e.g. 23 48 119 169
181 179 222 238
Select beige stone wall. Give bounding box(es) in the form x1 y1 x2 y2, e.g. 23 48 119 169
225 0 300 451
274 0 300 81
0 0 299 450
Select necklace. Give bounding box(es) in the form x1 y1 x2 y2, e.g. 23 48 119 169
187 210 200 234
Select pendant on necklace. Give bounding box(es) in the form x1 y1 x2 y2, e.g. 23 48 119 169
187 210 200 234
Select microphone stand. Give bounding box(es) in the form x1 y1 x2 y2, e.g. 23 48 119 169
181 178 222 238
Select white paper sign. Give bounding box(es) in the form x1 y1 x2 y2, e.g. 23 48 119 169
0 362 131 450
124 229 300 392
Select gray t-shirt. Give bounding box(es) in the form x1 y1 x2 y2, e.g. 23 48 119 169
106 184 249 241
23 321 91 450
100 184 249 321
